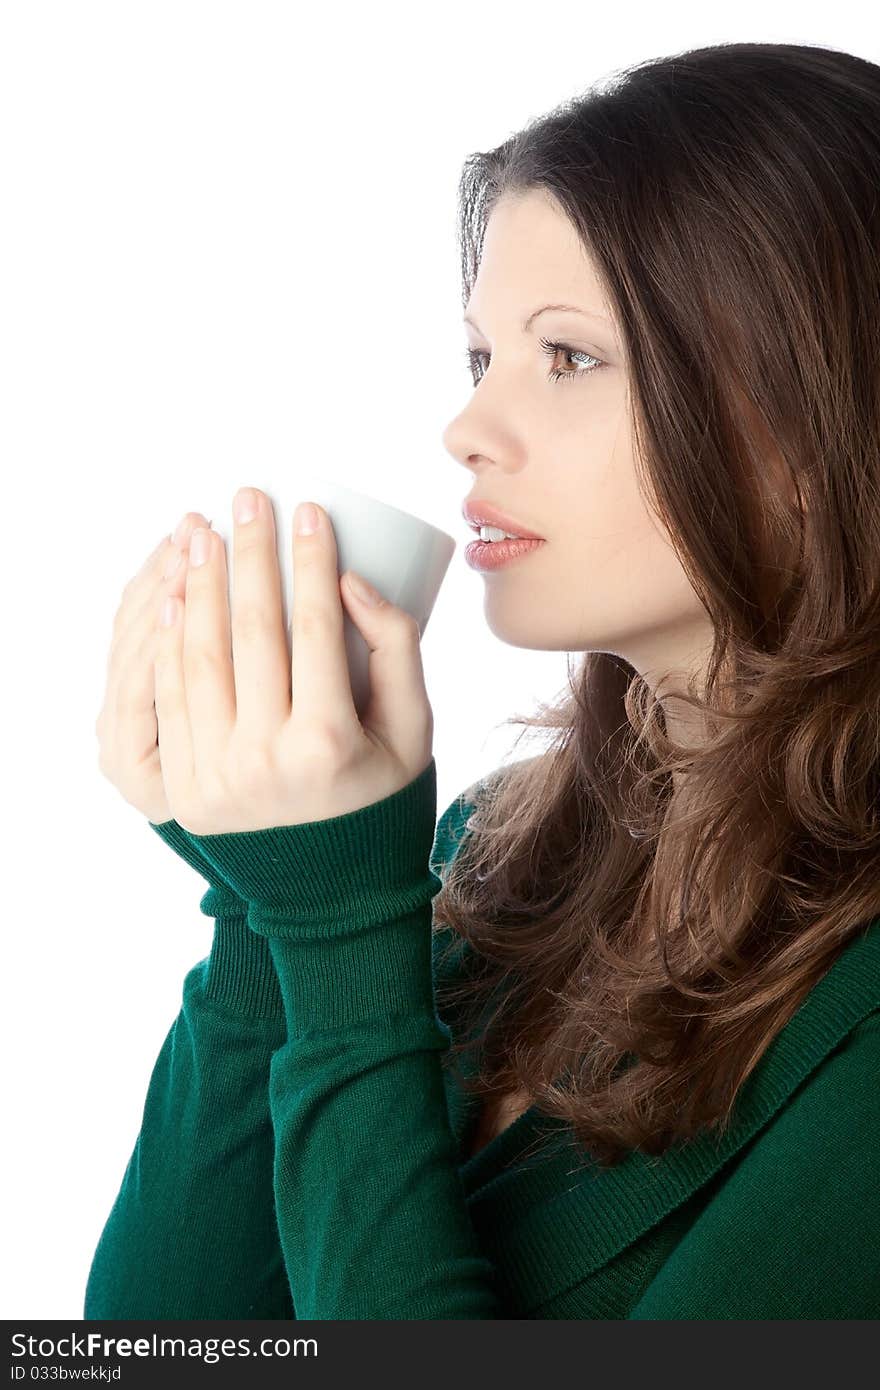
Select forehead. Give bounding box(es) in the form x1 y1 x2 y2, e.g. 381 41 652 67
465 190 614 328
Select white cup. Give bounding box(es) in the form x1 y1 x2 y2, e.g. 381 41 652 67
203 472 457 720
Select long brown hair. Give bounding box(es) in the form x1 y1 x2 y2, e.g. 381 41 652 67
432 40 880 1170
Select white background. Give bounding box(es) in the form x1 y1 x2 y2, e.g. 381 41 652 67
1 0 873 1319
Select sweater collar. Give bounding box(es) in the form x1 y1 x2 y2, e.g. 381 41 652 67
456 915 880 1314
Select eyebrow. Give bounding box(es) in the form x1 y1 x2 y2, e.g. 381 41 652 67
462 302 612 334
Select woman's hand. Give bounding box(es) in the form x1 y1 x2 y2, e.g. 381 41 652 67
95 513 209 824
152 489 434 836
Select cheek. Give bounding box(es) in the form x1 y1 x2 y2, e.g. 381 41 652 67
565 435 698 618
514 471 702 653
564 519 703 650
477 515 701 656
478 421 705 654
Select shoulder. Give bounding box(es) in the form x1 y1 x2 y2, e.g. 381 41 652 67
765 1003 880 1152
717 1004 879 1222
430 754 548 885
428 766 513 990
628 1007 880 1317
708 1005 880 1199
429 788 478 883
430 768 496 881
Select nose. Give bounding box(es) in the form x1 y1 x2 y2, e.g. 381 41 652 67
439 417 458 459
440 409 481 472
440 375 511 476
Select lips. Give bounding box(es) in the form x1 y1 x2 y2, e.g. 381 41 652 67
461 498 545 540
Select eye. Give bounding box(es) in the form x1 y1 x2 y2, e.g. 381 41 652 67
463 337 604 388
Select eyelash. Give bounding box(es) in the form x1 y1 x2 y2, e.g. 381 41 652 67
463 336 604 386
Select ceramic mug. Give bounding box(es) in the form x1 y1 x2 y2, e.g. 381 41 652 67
202 472 457 720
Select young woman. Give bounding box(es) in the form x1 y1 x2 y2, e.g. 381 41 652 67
86 40 880 1319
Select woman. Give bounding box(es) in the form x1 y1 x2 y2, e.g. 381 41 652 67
85 39 880 1319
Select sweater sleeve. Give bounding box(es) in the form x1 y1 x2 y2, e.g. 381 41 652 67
627 1009 880 1320
187 757 505 1319
83 821 295 1319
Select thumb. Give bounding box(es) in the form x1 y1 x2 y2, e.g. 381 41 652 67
340 570 431 748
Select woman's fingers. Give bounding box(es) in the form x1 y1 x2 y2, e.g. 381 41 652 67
112 514 210 645
105 517 209 718
110 563 187 719
95 513 210 824
105 517 204 684
290 501 355 727
179 527 237 770
229 489 291 730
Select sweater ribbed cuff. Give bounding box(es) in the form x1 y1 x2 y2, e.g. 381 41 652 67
267 906 437 1036
150 816 284 1020
183 757 441 1035
203 916 287 1022
149 817 248 919
186 757 440 939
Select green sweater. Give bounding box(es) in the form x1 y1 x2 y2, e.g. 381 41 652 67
83 758 880 1320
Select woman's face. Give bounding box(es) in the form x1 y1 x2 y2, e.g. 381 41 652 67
441 187 714 710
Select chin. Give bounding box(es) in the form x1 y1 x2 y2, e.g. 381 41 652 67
482 606 574 652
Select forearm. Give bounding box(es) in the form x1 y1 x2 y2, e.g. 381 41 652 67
83 910 295 1320
187 759 504 1319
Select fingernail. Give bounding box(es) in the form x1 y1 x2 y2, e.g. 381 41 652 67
234 488 258 524
172 516 190 547
295 501 319 536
